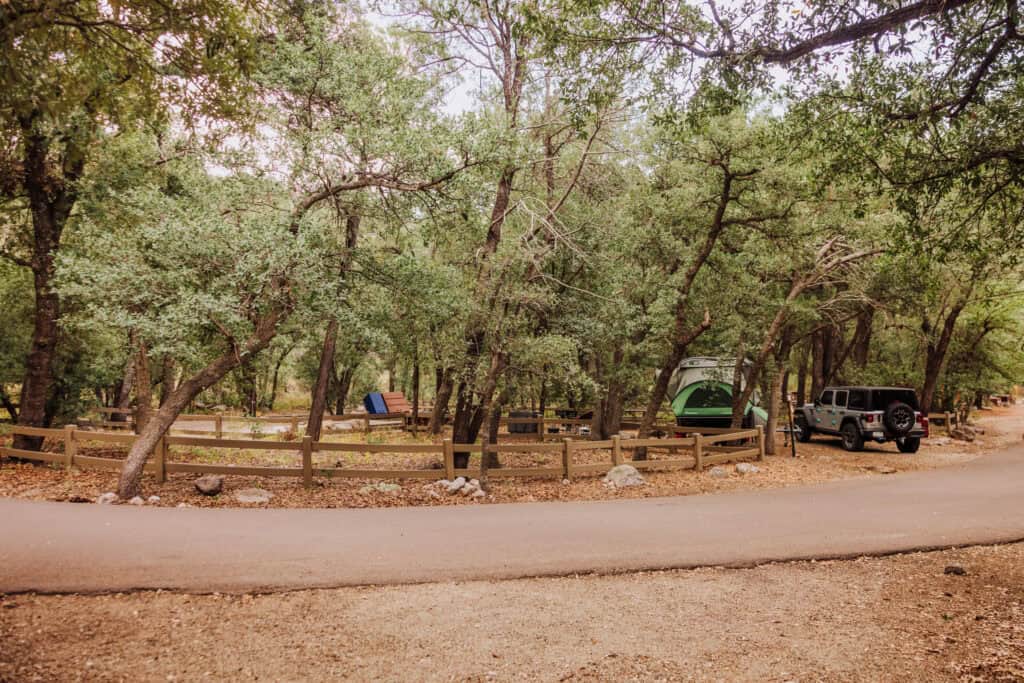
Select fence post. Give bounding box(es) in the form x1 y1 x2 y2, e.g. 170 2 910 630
443 438 454 480
215 415 223 440
363 414 371 434
562 438 572 481
64 424 76 469
756 425 765 461
611 434 622 466
302 435 313 488
291 416 299 435
694 433 704 472
944 412 952 436
536 416 545 442
155 434 166 484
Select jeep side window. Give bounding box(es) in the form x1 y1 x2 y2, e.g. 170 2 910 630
834 390 848 408
848 390 867 410
820 390 834 406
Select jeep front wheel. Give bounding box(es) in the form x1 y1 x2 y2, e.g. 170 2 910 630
794 415 812 443
896 436 921 454
841 422 864 452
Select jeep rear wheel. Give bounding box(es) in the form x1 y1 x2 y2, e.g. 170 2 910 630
841 422 864 452
794 415 812 442
896 436 921 454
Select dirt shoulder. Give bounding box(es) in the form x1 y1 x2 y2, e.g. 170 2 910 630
2 542 1021 682
1 406 1020 509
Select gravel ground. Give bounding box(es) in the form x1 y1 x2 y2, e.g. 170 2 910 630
2 542 1022 682
0 407 1019 509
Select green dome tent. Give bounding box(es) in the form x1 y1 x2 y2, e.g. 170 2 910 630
667 357 767 428
671 380 767 428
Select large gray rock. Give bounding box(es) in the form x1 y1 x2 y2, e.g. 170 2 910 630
194 475 224 496
709 466 729 479
951 426 976 442
603 464 645 488
446 477 467 494
234 488 273 504
735 463 760 474
359 482 402 495
128 496 145 506
96 492 118 505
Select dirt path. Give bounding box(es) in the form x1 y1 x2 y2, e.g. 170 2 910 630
3 438 1024 594
3 543 1022 681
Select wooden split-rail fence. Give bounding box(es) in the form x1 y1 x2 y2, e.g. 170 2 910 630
90 408 682 441
1 424 765 489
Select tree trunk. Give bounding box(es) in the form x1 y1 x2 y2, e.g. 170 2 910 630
238 361 258 417
429 367 453 435
0 385 17 421
591 352 625 439
335 365 354 415
852 308 874 367
452 382 485 447
411 346 420 435
267 343 294 411
13 259 61 451
796 342 809 406
307 212 360 436
12 117 86 450
306 318 338 441
486 400 502 469
110 342 137 423
920 298 968 414
810 328 827 400
475 350 506 485
452 352 505 466
538 376 547 417
133 337 153 435
117 312 284 498
729 350 749 428
765 366 785 456
635 312 713 460
159 356 177 407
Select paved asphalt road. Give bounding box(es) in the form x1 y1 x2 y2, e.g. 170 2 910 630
3 444 1023 594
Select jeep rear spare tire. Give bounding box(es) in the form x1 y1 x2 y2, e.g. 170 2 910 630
883 401 915 436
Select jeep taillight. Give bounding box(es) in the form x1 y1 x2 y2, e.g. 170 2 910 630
864 414 874 423
918 415 929 438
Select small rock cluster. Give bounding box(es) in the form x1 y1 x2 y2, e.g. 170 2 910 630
602 464 645 489
425 477 487 499
706 463 760 479
96 493 161 505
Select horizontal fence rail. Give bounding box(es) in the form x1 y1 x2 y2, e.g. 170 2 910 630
0 424 765 489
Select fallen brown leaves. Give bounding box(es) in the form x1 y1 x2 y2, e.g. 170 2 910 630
0 407 1019 510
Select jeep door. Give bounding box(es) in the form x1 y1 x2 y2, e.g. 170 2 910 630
832 390 849 432
813 389 835 432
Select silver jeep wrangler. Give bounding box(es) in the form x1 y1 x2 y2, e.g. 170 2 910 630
795 386 928 453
